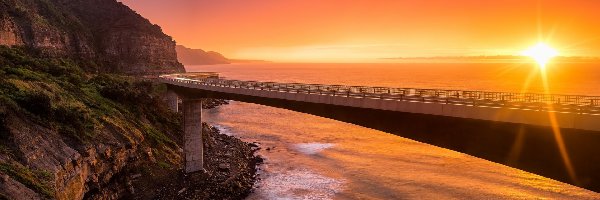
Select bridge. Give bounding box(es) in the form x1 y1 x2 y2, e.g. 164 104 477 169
160 72 600 192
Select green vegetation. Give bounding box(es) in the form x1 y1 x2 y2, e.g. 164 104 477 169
0 46 183 195
144 124 177 147
0 46 93 141
0 46 180 143
0 111 8 139
157 161 171 169
0 162 54 198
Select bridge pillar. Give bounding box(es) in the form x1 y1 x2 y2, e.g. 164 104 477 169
183 99 204 173
165 89 179 112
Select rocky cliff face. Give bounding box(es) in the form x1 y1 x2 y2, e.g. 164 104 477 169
0 0 184 75
175 45 230 65
3 110 151 200
0 46 185 199
0 1 199 198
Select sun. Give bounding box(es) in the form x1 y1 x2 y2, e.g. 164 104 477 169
522 43 558 67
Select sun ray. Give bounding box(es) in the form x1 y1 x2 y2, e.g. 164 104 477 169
520 67 539 93
539 68 579 185
506 126 526 165
521 39 578 185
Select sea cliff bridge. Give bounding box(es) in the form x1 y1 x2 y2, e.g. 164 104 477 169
160 72 600 192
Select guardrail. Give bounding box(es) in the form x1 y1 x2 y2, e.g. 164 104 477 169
160 74 600 114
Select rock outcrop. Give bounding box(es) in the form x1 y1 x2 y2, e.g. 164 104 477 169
0 0 184 75
175 45 230 65
5 110 148 200
0 34 184 200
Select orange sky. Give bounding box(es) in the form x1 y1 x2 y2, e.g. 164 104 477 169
119 0 600 62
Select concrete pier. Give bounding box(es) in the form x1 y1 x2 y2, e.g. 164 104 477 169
182 99 204 173
165 89 179 112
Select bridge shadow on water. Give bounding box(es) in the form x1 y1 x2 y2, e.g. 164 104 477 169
172 86 600 192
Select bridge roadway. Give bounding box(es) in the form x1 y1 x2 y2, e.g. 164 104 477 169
162 73 600 131
160 72 600 192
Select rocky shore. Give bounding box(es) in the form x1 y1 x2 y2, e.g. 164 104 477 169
124 123 262 200
202 99 229 109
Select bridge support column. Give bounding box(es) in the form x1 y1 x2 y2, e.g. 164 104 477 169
165 89 179 112
183 99 204 173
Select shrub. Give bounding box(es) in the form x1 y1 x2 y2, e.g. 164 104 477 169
90 75 157 109
3 67 44 81
157 161 171 169
0 111 8 139
90 74 131 102
144 124 176 147
52 105 91 136
14 90 52 118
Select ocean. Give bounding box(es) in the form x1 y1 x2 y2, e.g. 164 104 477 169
188 63 600 199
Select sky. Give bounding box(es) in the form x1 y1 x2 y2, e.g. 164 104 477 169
119 0 600 62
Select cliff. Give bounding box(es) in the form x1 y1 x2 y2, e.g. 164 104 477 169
0 47 260 200
0 46 185 199
0 0 184 75
0 0 194 199
175 45 230 65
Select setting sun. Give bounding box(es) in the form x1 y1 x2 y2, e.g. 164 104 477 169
522 43 559 67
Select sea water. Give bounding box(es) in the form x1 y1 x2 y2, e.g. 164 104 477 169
192 63 600 199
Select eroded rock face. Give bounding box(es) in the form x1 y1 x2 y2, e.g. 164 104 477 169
0 0 186 198
0 17 22 46
101 31 182 75
0 172 43 200
0 0 184 75
6 111 145 200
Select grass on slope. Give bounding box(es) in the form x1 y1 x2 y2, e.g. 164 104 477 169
0 46 183 197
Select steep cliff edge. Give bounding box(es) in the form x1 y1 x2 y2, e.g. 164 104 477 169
0 47 259 199
0 0 184 75
0 46 184 199
0 0 189 198
0 0 262 198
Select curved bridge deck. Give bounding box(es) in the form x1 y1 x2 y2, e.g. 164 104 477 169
160 73 600 131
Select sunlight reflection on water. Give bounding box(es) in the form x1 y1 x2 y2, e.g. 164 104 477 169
251 168 344 200
196 64 600 199
294 143 335 155
203 101 599 199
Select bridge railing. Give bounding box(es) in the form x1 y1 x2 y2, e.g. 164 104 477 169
161 75 600 114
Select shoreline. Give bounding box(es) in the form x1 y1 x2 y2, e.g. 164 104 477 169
201 100 600 199
122 99 261 199
125 123 262 199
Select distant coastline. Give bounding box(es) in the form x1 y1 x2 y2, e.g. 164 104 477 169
229 59 272 64
176 45 270 65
